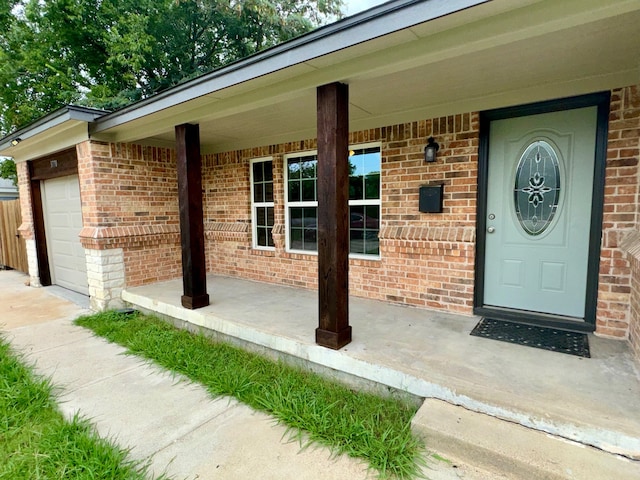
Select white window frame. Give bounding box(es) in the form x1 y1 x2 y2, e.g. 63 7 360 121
250 157 275 250
284 143 382 259
284 149 318 255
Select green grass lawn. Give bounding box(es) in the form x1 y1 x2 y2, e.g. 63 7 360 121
0 335 165 480
75 310 426 479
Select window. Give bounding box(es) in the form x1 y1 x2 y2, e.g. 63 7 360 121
251 158 275 249
514 140 561 236
285 145 381 257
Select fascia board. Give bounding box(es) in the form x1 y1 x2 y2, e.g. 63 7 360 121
0 106 108 155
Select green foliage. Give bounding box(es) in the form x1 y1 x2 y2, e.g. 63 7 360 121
0 0 344 135
75 311 426 479
0 158 17 186
0 335 167 480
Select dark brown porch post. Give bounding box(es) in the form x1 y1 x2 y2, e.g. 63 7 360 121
176 123 210 309
316 82 351 349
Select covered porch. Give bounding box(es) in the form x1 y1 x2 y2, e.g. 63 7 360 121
123 274 640 475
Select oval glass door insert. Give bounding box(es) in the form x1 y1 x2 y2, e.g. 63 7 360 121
514 140 560 236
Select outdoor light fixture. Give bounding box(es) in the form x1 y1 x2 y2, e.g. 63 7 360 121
424 137 439 163
10 137 22 146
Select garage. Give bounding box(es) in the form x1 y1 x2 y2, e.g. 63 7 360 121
41 174 88 295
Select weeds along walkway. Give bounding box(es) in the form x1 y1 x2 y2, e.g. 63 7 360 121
5 314 373 479
0 336 159 480
74 311 424 479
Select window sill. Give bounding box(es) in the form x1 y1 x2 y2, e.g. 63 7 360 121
251 247 276 257
283 249 381 264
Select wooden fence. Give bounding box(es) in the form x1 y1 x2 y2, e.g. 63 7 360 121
0 199 28 273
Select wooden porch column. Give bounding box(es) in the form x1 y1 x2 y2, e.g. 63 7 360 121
316 82 351 349
176 123 209 309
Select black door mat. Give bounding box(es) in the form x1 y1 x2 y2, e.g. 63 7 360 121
470 318 590 358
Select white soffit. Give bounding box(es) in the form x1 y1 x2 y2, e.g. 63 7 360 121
0 106 107 161
7 122 89 163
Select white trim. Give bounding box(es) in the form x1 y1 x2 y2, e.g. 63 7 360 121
350 141 381 151
249 157 275 251
284 150 318 255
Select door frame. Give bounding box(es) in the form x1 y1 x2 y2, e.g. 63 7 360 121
474 92 611 332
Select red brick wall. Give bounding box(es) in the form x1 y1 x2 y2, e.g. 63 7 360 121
202 115 478 314
77 142 179 229
610 85 640 359
77 141 182 287
598 86 640 338
203 140 317 289
16 161 34 239
63 85 640 345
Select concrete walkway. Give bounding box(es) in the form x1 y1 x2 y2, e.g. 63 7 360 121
122 274 640 479
0 270 495 480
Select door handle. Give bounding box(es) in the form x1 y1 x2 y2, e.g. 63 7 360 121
487 226 495 234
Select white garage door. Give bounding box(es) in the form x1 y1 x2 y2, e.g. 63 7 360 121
42 175 88 295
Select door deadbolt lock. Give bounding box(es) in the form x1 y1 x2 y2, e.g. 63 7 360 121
488 213 495 220
487 226 495 234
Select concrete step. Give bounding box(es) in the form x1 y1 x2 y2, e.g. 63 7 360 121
412 399 640 480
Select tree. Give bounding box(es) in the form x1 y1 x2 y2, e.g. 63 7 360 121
0 158 17 186
0 0 344 135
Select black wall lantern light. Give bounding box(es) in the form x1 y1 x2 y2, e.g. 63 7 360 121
424 137 439 163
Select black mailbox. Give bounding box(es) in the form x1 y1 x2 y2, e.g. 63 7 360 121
419 184 443 213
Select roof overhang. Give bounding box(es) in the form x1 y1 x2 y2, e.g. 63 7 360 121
3 0 640 158
0 106 108 162
88 0 640 154
91 0 489 133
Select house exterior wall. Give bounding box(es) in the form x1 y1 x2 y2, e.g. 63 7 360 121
598 87 640 339
613 85 640 361
76 141 181 308
16 161 41 287
200 86 638 339
14 84 640 353
202 114 478 314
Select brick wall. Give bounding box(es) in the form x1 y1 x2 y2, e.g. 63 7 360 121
599 86 640 339
16 161 33 240
57 85 640 344
622 231 640 360
612 85 640 359
77 141 182 288
16 161 40 286
202 115 478 314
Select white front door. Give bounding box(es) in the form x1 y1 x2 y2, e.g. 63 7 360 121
483 107 597 319
42 175 88 295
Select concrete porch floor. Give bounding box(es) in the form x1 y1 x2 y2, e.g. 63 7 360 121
124 275 640 471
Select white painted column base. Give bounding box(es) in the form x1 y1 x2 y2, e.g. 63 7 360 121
85 248 125 311
25 239 42 287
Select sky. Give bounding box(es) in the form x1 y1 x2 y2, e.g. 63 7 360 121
344 0 389 16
